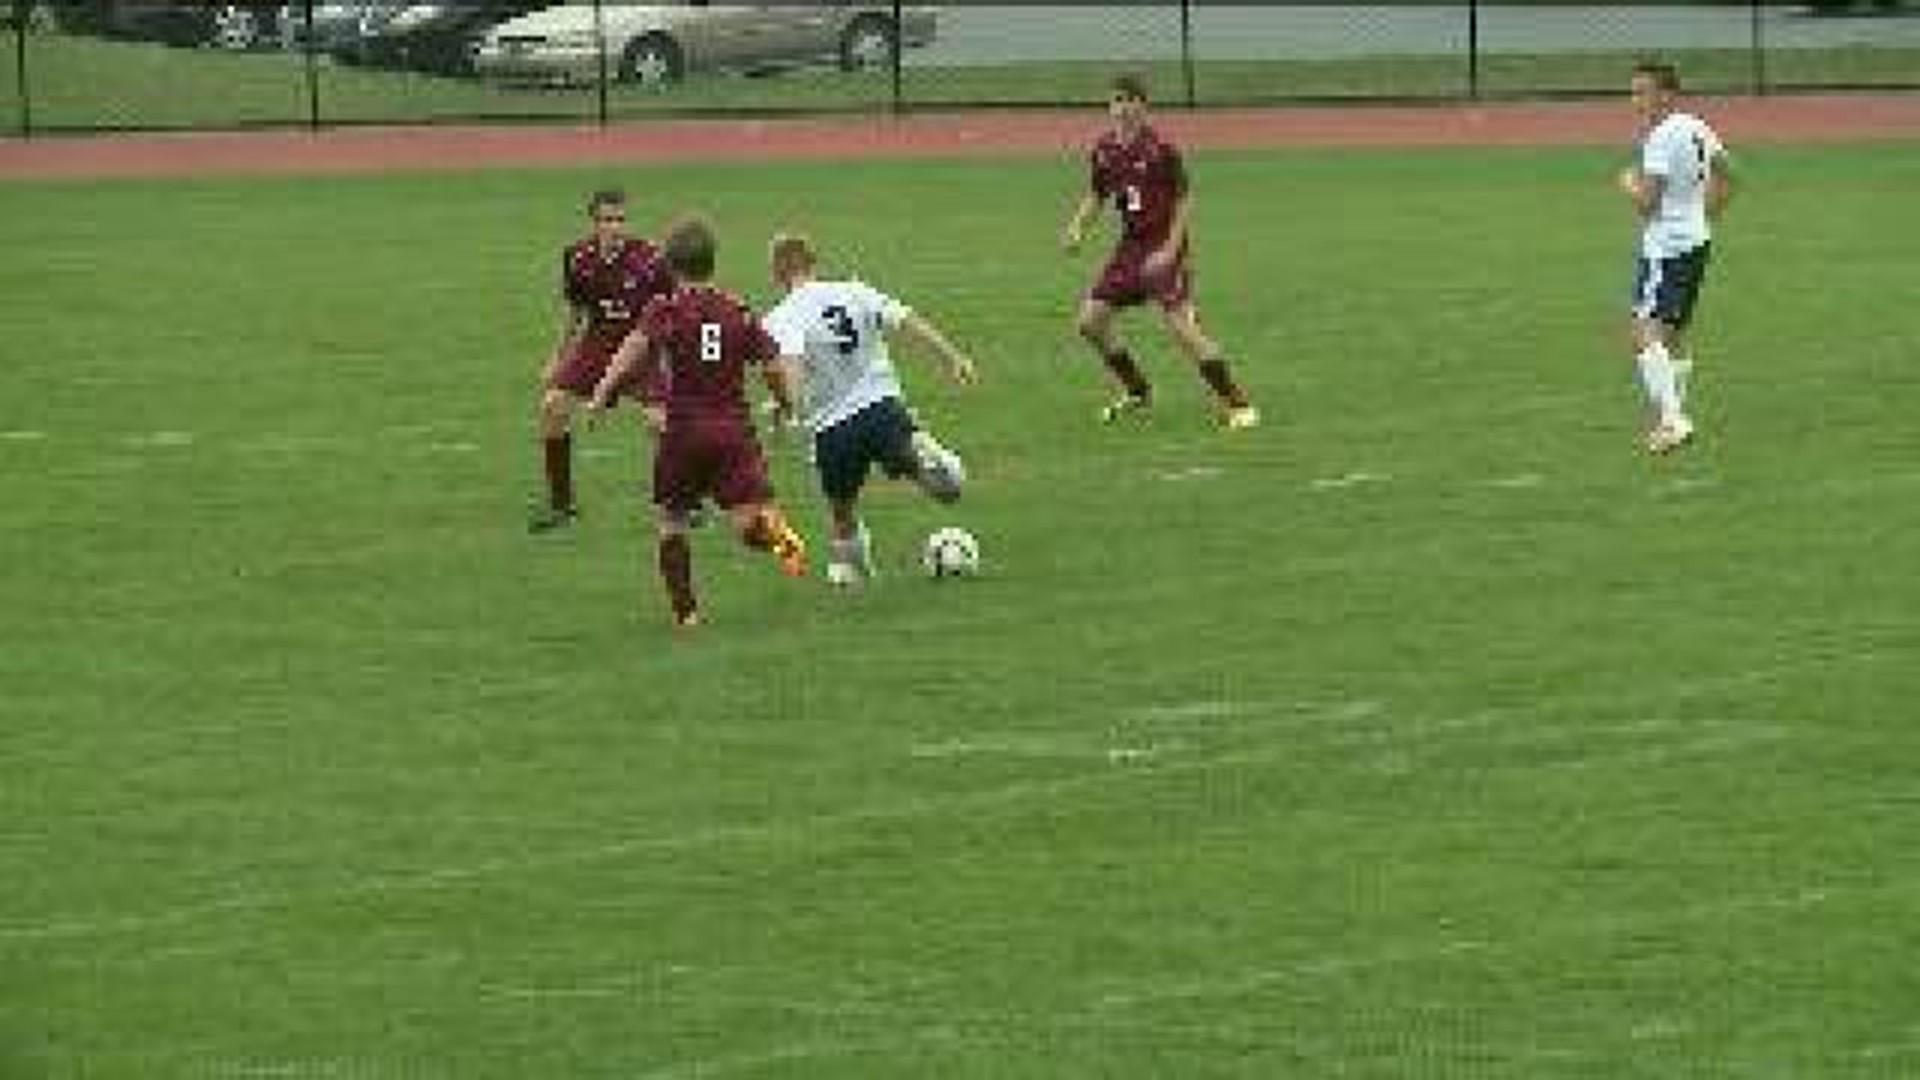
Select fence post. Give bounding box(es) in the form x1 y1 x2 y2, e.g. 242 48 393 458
302 0 319 131
890 0 903 114
1467 0 1481 101
13 0 29 137
1750 0 1767 96
1180 0 1195 107
594 0 608 127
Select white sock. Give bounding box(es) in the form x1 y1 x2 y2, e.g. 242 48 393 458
1636 342 1683 426
1671 356 1693 409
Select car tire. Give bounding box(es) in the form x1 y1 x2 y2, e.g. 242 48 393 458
620 34 684 86
839 15 897 73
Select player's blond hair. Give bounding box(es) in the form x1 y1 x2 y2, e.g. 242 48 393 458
769 232 817 277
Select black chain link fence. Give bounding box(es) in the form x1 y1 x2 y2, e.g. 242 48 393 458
5 2 1917 136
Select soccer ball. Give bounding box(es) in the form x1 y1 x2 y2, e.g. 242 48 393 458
922 526 981 579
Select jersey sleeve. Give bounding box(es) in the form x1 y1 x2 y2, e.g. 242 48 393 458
855 281 913 331
762 302 808 357
1165 142 1190 199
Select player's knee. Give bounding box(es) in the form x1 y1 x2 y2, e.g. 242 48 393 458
539 389 574 425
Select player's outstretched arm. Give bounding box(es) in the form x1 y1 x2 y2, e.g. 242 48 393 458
1062 193 1101 253
900 313 978 385
1707 150 1736 218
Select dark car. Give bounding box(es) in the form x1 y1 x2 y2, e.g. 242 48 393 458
47 1 285 49
346 2 545 76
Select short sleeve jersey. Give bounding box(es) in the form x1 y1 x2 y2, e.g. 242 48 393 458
638 284 779 421
1638 112 1724 258
562 237 674 345
1090 126 1189 246
762 279 913 434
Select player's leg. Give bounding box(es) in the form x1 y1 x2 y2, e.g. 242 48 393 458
650 429 704 625
824 498 873 587
531 386 582 531
1076 292 1152 421
1628 255 1689 448
815 416 876 585
870 399 962 504
654 508 701 628
1159 299 1256 429
713 430 807 578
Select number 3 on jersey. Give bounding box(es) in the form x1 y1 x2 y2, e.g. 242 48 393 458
820 305 860 356
699 321 723 364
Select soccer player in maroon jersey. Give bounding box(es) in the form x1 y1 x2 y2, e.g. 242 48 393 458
531 188 675 533
1061 74 1259 430
588 216 808 629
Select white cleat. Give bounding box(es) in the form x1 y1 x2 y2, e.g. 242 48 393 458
1645 416 1696 455
911 430 965 501
1223 404 1261 431
1100 393 1151 424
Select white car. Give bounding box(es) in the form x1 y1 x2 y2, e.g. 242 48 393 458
473 3 937 86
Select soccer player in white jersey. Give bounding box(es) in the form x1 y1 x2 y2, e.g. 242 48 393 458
1618 59 1734 454
762 233 979 586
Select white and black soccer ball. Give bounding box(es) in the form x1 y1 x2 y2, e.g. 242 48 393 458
921 526 981 579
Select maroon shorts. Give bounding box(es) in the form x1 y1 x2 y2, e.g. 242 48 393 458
653 415 772 514
1089 241 1191 311
547 335 665 404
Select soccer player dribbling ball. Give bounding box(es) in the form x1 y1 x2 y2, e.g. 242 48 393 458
762 232 978 587
588 216 808 630
531 188 675 533
1061 73 1258 431
1617 59 1733 455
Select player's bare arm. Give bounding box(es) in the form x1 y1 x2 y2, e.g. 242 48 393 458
591 325 650 413
545 304 589 383
1619 168 1664 218
1707 150 1736 217
1062 193 1101 253
900 313 978 385
762 357 800 425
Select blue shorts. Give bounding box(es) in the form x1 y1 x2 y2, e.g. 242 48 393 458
813 397 919 503
1631 243 1712 330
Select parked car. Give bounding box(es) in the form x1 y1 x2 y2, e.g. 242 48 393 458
472 3 937 86
47 2 284 49
272 2 410 58
346 2 546 76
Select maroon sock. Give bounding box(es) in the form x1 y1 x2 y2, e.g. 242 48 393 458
1198 358 1248 408
1102 348 1152 400
658 534 697 620
542 434 574 511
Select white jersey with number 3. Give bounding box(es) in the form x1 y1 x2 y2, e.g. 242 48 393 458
763 280 913 435
1640 111 1724 259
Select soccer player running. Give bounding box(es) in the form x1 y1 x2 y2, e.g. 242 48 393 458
1061 73 1258 430
588 217 808 629
1618 59 1733 455
762 233 978 587
531 188 675 532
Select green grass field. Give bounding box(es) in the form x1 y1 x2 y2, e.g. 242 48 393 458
3 141 1919 1077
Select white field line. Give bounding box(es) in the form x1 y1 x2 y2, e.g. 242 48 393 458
0 429 49 441
0 650 1879 947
